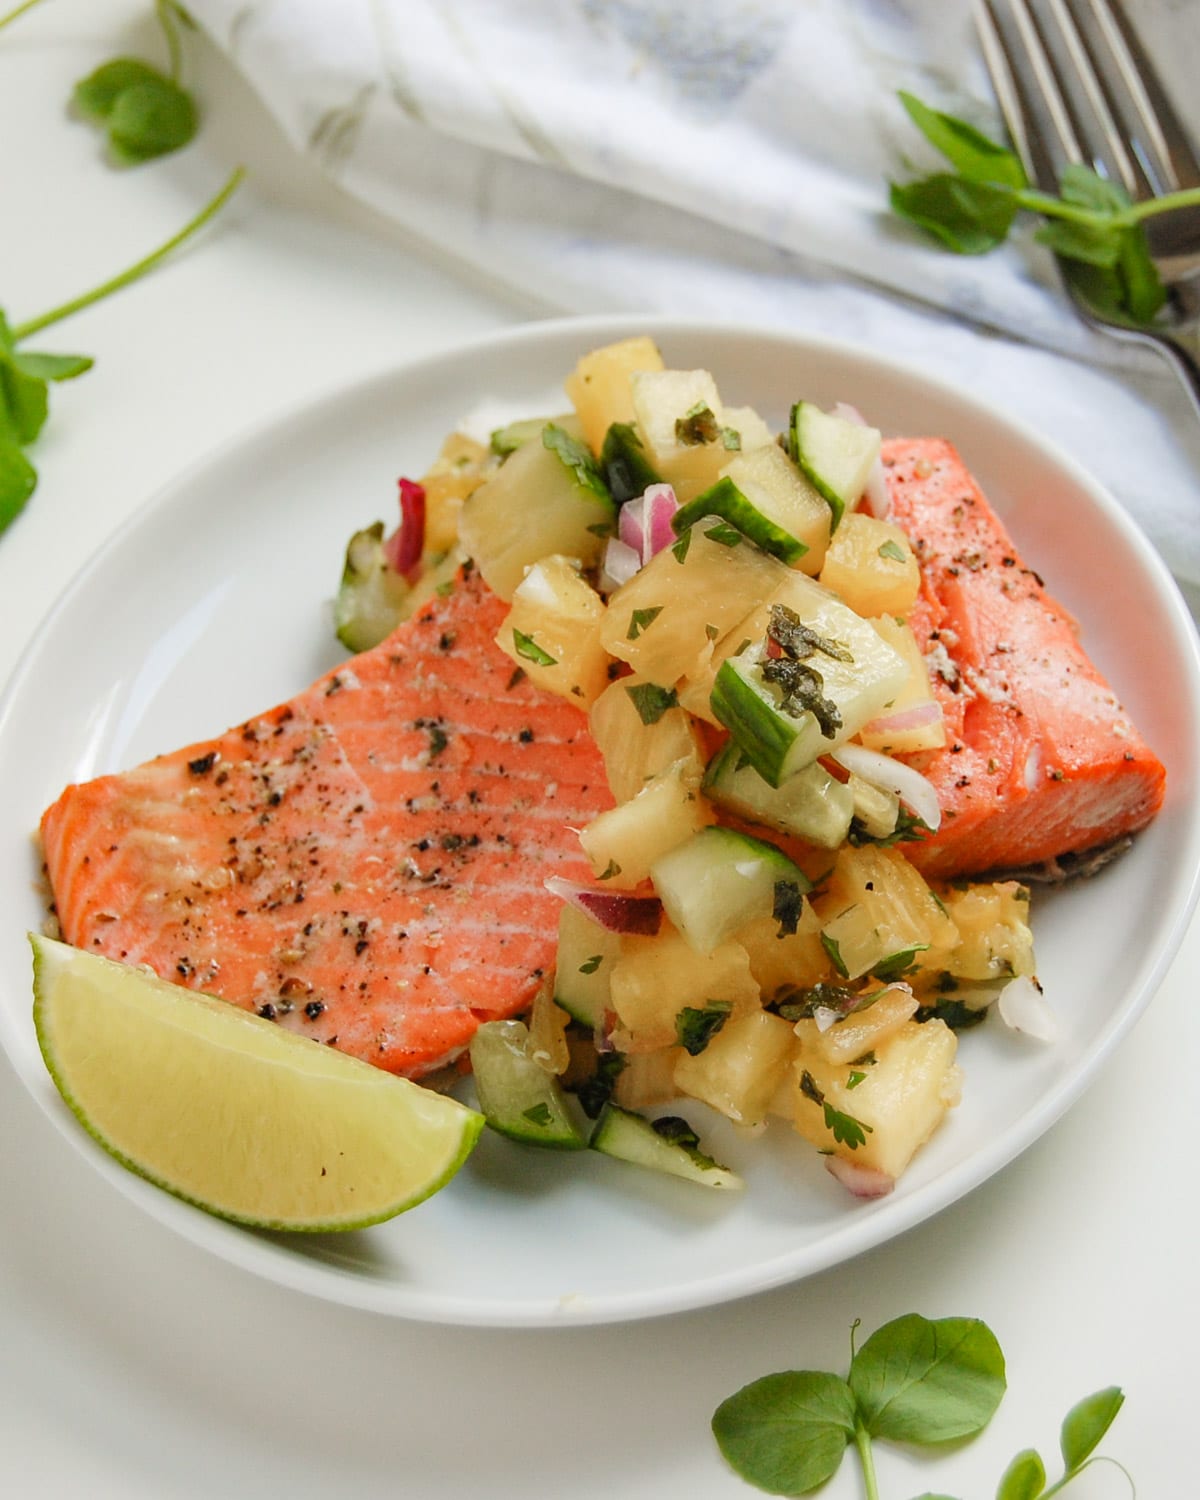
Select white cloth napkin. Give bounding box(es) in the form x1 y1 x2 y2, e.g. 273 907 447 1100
189 0 1200 588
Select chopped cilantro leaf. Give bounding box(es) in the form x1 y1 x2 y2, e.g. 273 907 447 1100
625 681 678 725
626 605 663 640
512 629 557 667
676 1000 733 1056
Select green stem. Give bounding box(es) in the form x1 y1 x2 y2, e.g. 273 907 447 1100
156 0 183 82
1015 183 1200 231
1039 1454 1137 1499
12 167 245 342
0 0 46 31
853 1424 881 1500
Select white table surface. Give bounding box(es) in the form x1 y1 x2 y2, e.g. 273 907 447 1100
2 6 1194 1497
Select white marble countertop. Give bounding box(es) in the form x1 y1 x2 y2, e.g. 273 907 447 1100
1 5 1195 1496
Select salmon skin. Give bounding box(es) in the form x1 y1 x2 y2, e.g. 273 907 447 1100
883 437 1165 879
40 568 613 1080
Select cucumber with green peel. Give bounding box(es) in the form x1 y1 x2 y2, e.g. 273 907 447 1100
335 522 410 652
468 1020 588 1149
710 646 826 788
790 401 882 531
649 825 811 955
671 475 808 565
600 421 663 504
703 740 855 849
590 1104 743 1189
710 575 911 787
490 415 554 456
553 902 623 1029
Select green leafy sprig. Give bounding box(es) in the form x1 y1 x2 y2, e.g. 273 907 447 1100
890 90 1200 326
1 167 245 532
711 1312 1131 1499
72 2 200 163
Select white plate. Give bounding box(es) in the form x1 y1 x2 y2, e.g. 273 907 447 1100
3 316 1199 1328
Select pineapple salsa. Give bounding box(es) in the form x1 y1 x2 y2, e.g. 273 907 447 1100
335 336 1045 1200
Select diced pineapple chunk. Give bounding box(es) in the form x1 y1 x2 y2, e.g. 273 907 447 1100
631 369 735 502
601 517 784 686
589 674 706 802
565 337 665 455
496 556 610 706
735 908 829 1000
819 512 921 618
790 1018 961 1180
719 443 832 577
421 431 494 558
722 405 776 453
526 980 571 1075
577 759 714 890
608 929 759 1053
614 1048 682 1111
674 1010 797 1127
792 984 919 1066
553 903 624 1028
935 881 1036 982
857 616 946 755
812 844 958 982
458 420 613 600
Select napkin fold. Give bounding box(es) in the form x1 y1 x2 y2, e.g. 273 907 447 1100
189 0 1200 588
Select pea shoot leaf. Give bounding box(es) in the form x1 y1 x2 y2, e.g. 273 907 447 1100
848 1313 1006 1444
890 92 1185 326
0 441 38 533
10 350 94 382
711 1370 857 1495
898 91 1027 188
889 174 1019 255
1059 1386 1124 1471
72 57 197 164
72 58 166 119
994 1448 1047 1500
107 76 197 163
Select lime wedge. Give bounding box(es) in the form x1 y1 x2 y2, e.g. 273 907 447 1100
30 933 483 1231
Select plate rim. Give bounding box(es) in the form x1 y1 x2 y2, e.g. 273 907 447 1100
4 311 1200 1327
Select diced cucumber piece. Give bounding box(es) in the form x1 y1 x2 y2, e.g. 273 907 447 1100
600 421 663 504
672 475 807 565
490 416 555 456
469 1020 588 1149
458 419 616 601
710 574 910 787
790 402 882 531
649 825 811 956
703 740 855 849
710 647 820 788
553 903 623 1029
590 1104 743 1189
334 522 410 652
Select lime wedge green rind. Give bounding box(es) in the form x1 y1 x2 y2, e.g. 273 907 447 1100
30 933 483 1233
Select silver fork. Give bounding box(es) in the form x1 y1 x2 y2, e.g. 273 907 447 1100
974 0 1200 416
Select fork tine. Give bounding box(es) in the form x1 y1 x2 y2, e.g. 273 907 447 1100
1071 0 1200 194
974 0 1075 192
1059 0 1200 198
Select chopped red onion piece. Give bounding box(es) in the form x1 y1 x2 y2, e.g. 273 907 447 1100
544 876 663 935
861 699 944 738
643 483 679 557
383 477 426 581
602 536 641 590
618 495 647 559
862 457 891 520
997 976 1057 1042
825 1156 895 1199
831 401 867 427
832 743 941 832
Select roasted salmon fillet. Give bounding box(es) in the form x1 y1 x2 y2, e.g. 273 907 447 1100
40 569 613 1079
883 437 1166 878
